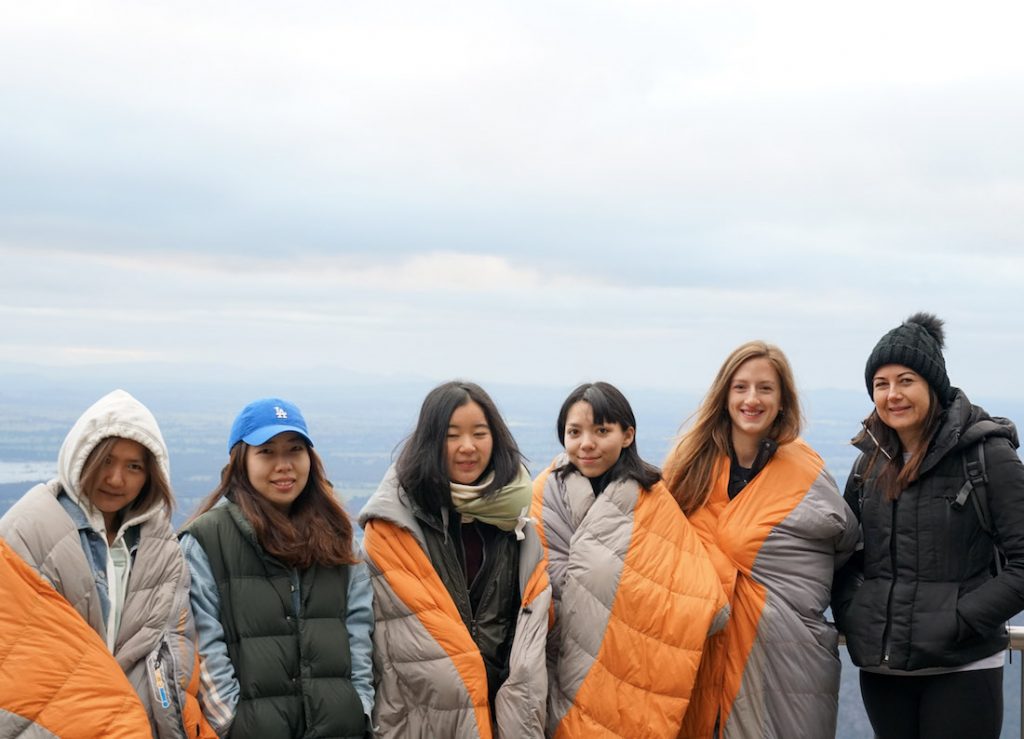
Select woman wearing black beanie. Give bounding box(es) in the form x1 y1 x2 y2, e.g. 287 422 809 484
832 312 1024 739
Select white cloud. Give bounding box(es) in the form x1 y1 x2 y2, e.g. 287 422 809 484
1 3 1023 397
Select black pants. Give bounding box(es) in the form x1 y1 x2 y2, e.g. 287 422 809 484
859 667 1003 739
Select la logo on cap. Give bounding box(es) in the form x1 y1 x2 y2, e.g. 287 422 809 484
275 407 288 419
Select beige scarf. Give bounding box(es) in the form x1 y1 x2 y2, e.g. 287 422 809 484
450 465 534 539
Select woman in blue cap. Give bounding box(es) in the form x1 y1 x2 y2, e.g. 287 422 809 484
180 398 373 738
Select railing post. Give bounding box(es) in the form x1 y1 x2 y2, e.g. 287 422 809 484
1009 625 1024 739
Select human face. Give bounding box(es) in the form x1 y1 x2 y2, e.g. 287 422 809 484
563 401 635 479
245 432 311 513
872 363 932 451
446 401 494 485
86 438 149 533
727 357 782 447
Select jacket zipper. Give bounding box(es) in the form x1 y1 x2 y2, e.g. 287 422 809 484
881 497 898 664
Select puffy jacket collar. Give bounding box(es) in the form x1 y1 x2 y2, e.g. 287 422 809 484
358 464 428 549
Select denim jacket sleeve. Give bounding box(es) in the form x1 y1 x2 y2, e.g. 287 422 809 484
347 543 375 723
180 532 239 737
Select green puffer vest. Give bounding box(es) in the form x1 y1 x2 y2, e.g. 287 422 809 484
186 503 365 739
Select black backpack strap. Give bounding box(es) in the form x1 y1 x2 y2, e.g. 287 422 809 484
957 440 1003 574
957 441 992 534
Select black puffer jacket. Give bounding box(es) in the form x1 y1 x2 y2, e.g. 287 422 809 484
833 388 1024 670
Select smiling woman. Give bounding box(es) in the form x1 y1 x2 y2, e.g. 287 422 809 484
664 341 858 739
359 380 550 737
80 437 154 538
533 381 727 738
180 397 373 738
832 313 1024 739
0 389 214 738
446 400 494 485
243 432 312 512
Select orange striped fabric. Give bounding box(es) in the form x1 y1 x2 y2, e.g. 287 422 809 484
0 538 151 738
363 518 493 737
679 441 828 738
535 463 727 738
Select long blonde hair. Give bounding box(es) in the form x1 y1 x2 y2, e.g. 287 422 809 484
665 340 803 515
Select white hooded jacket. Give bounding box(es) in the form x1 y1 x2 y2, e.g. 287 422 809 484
0 389 210 738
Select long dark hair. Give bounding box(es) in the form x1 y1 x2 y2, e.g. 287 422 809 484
855 384 945 501
396 381 524 512
556 382 661 490
190 441 357 569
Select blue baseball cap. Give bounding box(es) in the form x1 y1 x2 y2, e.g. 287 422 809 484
228 398 314 453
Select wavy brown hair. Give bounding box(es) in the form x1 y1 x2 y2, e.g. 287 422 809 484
854 384 944 501
665 340 803 515
79 436 174 522
190 441 357 569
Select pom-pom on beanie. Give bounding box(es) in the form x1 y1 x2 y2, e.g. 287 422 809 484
864 312 951 406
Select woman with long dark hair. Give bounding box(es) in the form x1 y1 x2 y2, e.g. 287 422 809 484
534 381 727 738
359 380 550 738
833 313 1024 739
181 398 372 738
664 342 857 739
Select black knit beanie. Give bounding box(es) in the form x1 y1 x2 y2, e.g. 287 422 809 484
864 312 951 406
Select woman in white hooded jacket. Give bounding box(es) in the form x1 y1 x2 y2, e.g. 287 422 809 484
0 389 213 739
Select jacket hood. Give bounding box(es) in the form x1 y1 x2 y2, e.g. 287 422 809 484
57 389 171 534
958 412 1019 450
925 388 1017 467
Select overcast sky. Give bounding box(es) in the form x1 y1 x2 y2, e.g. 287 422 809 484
3 1 1023 401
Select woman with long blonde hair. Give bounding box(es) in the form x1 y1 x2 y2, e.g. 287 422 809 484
665 341 857 739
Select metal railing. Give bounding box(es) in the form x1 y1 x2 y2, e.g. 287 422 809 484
1011 626 1024 739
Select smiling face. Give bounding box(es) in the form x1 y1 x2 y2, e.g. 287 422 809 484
727 356 782 448
84 437 149 533
872 363 932 451
563 400 635 479
446 401 494 485
245 431 311 513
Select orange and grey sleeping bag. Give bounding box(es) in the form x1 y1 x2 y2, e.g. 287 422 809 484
360 466 551 738
674 439 858 739
0 537 151 738
533 456 729 738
